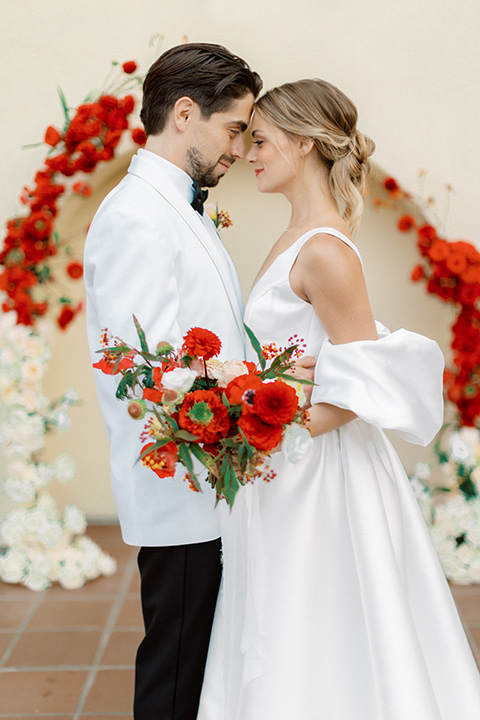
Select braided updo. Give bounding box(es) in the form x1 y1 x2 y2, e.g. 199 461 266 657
255 79 375 235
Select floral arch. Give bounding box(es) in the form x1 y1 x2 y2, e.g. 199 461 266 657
1 59 480 588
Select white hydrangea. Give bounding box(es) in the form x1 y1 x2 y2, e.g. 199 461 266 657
63 505 87 535
0 548 28 584
51 453 77 483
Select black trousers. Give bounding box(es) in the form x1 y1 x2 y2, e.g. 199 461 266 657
134 538 222 720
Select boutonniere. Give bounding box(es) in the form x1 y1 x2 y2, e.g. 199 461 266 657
205 203 233 231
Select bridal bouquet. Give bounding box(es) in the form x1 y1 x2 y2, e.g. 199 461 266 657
93 317 312 505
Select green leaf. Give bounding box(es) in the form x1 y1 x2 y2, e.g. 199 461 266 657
178 444 202 493
245 323 266 370
56 86 71 129
174 429 200 442
238 427 254 461
190 443 216 469
133 314 149 354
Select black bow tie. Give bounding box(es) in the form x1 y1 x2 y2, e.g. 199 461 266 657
191 181 209 215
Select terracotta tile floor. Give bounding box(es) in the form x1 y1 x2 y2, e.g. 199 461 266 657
0 524 479 719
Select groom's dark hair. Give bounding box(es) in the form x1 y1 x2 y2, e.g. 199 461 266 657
140 43 262 136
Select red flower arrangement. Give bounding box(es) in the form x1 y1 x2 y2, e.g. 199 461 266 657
93 318 312 505
381 175 480 427
0 60 145 329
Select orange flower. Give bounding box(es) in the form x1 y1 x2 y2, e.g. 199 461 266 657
183 327 221 360
411 265 425 282
72 181 93 197
44 126 62 147
66 261 83 279
253 381 298 425
93 351 135 374
178 390 230 443
122 61 138 74
397 214 416 232
141 442 178 478
143 387 165 403
132 128 147 145
238 412 283 452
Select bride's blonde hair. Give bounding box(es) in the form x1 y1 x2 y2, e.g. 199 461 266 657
255 79 375 235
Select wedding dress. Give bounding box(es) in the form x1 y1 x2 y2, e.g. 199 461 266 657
198 227 480 720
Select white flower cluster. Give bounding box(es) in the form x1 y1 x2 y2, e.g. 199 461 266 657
0 492 117 591
410 427 480 584
0 317 116 591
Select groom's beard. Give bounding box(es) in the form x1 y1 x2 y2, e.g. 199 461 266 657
187 147 235 187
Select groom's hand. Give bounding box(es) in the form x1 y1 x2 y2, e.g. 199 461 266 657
290 355 316 409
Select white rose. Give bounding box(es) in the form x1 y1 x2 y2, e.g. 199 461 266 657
281 423 313 463
162 367 198 393
24 335 49 360
208 359 250 388
449 434 475 466
21 359 44 385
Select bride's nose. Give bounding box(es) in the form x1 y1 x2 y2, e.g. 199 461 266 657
246 144 256 163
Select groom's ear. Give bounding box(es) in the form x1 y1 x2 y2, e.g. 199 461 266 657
172 96 198 133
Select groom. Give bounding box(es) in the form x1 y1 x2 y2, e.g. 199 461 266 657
84 43 263 719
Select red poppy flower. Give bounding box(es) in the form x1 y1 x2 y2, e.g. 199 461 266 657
44 126 62 147
225 373 263 405
182 327 221 360
132 128 147 145
238 412 283 452
141 441 178 478
66 261 84 279
397 214 416 232
178 390 230 443
122 61 138 74
383 177 399 192
253 381 298 425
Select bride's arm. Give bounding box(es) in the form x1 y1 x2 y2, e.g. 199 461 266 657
292 233 377 438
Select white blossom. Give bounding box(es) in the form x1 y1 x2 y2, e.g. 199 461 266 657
162 367 198 393
281 423 313 463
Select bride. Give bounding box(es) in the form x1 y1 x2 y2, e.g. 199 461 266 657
198 79 480 719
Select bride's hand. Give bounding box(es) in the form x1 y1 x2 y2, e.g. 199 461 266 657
289 355 316 408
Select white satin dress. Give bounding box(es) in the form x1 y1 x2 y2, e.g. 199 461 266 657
198 228 480 720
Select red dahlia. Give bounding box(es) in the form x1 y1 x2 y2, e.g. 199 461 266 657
253 381 298 425
182 327 221 360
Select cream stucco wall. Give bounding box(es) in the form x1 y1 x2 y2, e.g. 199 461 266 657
0 0 478 521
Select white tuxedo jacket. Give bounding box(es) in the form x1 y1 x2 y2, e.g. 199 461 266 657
84 150 246 546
